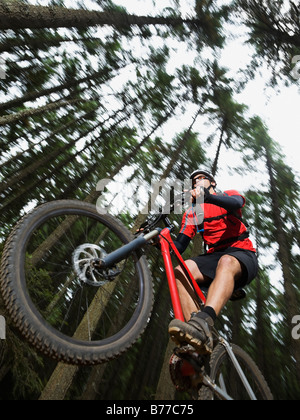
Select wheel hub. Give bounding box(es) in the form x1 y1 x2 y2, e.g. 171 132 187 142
72 244 115 286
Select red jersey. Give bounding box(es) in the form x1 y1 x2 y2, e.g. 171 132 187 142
179 190 256 253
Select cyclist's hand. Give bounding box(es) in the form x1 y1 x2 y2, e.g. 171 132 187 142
136 227 160 248
190 187 210 203
135 220 149 235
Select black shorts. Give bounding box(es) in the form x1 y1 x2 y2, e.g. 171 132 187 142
191 247 258 290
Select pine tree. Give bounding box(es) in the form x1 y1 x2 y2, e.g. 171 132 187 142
233 0 300 85
244 116 300 397
0 1 205 31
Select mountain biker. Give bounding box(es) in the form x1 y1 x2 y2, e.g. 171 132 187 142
168 169 258 354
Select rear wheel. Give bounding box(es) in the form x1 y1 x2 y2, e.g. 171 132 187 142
199 344 273 400
0 200 153 365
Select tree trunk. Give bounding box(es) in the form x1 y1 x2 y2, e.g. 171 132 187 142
133 107 202 230
0 2 201 30
39 278 118 400
211 125 225 176
155 339 176 400
0 117 104 195
0 98 82 126
0 103 99 172
0 64 126 113
264 147 300 384
0 33 101 54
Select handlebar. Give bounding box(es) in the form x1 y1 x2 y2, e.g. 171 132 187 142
98 229 162 269
136 191 190 234
100 190 193 269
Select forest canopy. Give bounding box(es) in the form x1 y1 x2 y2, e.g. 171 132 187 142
0 0 299 400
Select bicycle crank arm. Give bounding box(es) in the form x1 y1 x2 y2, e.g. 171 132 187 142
98 229 161 269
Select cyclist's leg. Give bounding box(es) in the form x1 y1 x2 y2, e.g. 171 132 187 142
170 256 244 354
174 261 210 322
205 255 243 316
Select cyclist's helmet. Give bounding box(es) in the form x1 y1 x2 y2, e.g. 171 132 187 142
190 169 216 185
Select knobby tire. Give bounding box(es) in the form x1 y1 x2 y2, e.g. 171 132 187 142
0 200 153 365
199 343 273 400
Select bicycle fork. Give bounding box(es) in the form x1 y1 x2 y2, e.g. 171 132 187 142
202 374 234 401
214 337 257 401
175 338 256 401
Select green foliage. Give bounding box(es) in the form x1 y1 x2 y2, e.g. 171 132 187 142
233 0 300 86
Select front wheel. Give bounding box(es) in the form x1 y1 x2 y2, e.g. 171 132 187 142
199 344 273 400
0 200 153 365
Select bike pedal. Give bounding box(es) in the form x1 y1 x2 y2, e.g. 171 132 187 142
174 344 198 356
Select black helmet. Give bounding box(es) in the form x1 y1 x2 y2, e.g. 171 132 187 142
190 169 216 184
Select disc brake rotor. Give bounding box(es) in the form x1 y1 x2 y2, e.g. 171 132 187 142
72 244 110 287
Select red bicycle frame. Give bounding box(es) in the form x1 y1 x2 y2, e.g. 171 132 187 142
159 228 206 322
100 225 207 322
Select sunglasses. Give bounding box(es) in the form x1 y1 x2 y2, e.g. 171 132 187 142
192 175 210 186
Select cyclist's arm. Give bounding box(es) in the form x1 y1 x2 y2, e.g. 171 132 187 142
205 193 245 212
173 233 191 255
173 209 196 254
